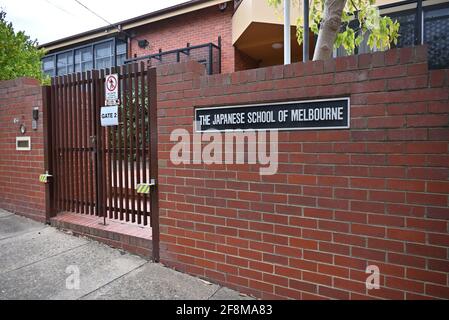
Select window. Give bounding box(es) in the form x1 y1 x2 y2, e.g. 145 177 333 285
42 56 55 77
424 5 449 69
95 41 113 70
75 47 93 72
116 40 127 66
57 52 73 76
42 37 127 77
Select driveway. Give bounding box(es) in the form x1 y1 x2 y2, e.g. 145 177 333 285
0 209 252 300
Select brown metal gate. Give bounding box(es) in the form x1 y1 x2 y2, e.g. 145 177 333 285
43 63 159 260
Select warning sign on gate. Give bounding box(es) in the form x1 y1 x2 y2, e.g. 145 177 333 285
105 74 119 105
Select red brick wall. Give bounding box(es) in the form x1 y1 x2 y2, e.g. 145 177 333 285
130 2 236 74
156 46 449 300
0 78 46 222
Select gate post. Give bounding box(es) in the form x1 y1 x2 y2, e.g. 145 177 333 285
93 70 106 224
42 85 55 223
149 67 160 262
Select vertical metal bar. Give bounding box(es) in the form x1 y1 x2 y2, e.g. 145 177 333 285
141 61 148 225
113 38 117 68
112 66 118 220
103 69 110 219
354 11 360 55
118 65 125 221
54 55 58 78
78 73 84 213
85 81 90 211
58 76 64 212
59 76 64 211
218 36 222 74
71 73 77 212
123 64 130 222
284 0 291 64
100 69 107 224
148 67 159 261
208 43 213 75
73 73 78 212
73 73 80 213
134 62 142 225
82 71 88 214
63 75 69 211
87 71 95 215
106 68 113 219
68 73 75 212
303 0 309 62
62 75 67 211
92 70 101 218
51 77 59 212
416 0 423 45
42 86 54 222
76 73 84 214
147 69 152 228
91 71 97 216
129 64 136 223
105 70 111 219
66 74 72 211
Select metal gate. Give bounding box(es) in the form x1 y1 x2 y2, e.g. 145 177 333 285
43 62 159 259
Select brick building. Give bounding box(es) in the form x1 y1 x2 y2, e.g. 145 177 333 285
40 0 449 76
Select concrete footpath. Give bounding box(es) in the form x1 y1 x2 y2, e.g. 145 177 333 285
0 209 253 300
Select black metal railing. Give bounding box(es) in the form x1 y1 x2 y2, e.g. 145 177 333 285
379 0 449 69
125 37 222 75
335 1 449 69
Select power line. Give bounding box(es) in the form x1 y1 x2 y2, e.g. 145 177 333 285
43 0 75 16
72 0 133 38
73 0 114 26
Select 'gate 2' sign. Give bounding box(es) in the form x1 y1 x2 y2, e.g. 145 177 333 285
100 106 119 127
105 74 119 105
195 98 350 132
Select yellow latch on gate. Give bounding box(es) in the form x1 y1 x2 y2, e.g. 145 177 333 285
136 179 156 194
39 172 52 183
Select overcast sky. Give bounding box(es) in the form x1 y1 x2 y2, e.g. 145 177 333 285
1 0 187 44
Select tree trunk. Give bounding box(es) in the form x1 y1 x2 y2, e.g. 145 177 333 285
313 0 347 61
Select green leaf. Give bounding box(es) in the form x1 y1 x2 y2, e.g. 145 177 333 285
0 10 47 84
267 0 401 57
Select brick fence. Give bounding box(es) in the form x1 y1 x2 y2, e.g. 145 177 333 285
0 45 448 300
0 78 46 222
156 46 449 299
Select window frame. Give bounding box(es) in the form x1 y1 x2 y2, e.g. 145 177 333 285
422 1 449 69
42 55 56 77
94 41 114 70
42 37 127 77
75 46 94 73
56 51 74 76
